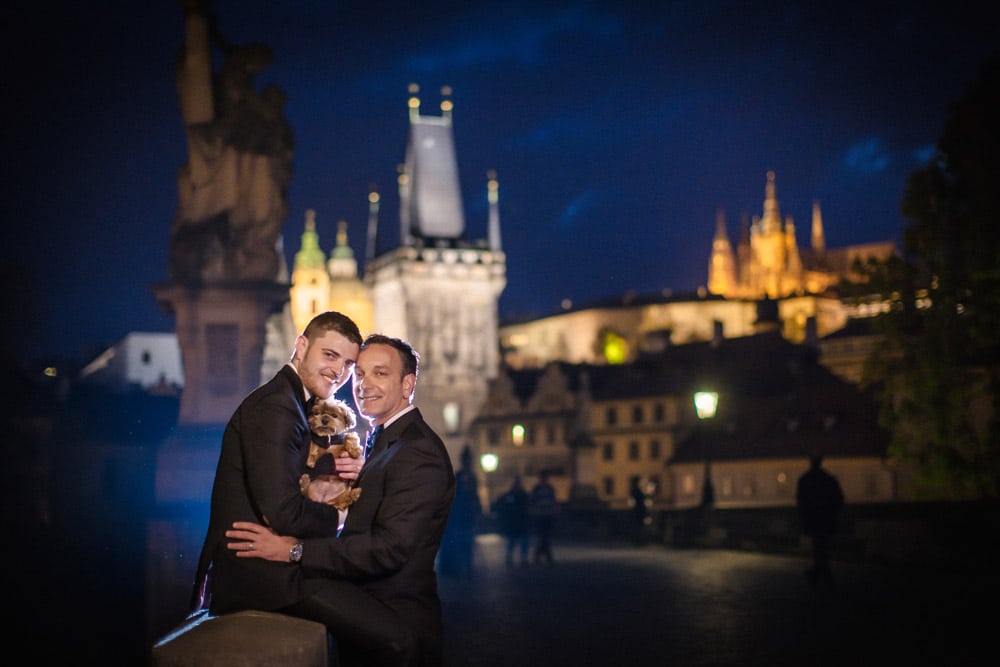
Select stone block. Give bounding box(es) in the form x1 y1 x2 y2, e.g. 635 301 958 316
151 609 329 666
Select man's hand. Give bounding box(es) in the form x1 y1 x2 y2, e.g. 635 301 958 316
334 449 364 481
226 521 298 562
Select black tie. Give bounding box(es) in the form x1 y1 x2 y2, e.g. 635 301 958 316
365 425 383 459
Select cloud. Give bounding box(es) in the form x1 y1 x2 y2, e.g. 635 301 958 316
844 137 891 173
406 3 622 71
556 190 600 228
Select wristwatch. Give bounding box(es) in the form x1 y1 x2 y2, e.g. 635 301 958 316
289 541 303 563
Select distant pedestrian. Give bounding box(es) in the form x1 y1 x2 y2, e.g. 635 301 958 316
439 446 482 578
530 471 558 565
796 454 844 589
629 478 652 546
494 475 530 567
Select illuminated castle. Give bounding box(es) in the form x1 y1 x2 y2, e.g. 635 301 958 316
708 170 895 300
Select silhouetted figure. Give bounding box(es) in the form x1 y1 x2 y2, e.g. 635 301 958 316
439 446 482 577
494 476 530 567
530 471 558 565
796 454 844 589
629 478 651 546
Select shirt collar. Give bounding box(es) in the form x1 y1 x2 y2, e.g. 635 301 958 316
381 404 416 430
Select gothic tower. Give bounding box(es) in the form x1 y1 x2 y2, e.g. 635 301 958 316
709 171 814 299
289 209 330 333
365 84 507 465
708 207 737 296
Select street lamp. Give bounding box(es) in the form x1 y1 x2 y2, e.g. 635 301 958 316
694 391 719 420
693 391 718 507
480 452 499 507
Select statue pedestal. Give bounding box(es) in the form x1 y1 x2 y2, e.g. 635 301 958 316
153 281 289 426
147 280 286 643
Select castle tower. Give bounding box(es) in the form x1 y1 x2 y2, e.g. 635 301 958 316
289 209 330 333
327 220 374 335
782 215 803 294
707 207 737 296
365 85 506 465
811 199 826 256
753 170 787 298
287 210 374 337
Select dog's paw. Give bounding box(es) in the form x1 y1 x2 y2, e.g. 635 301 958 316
331 487 362 511
345 437 363 459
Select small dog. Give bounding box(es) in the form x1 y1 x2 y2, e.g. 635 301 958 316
299 397 363 510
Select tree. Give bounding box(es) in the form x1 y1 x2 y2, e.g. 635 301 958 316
849 56 1000 499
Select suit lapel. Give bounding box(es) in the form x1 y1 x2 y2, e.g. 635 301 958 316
361 409 420 472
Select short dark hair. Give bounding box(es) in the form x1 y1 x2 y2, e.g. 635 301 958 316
361 333 419 380
303 311 363 346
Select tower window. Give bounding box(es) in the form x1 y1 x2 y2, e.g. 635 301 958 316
443 402 461 434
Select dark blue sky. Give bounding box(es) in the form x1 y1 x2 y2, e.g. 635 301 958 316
3 1 996 361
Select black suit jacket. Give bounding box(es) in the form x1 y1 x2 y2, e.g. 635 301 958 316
193 364 341 614
299 408 456 659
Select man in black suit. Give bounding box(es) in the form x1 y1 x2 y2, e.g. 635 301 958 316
227 334 456 667
191 311 364 614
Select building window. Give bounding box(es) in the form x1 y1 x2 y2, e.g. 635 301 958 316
649 439 661 460
628 441 640 461
442 402 461 435
776 471 791 496
653 403 665 423
681 474 695 496
602 476 615 496
526 424 536 447
720 475 734 498
606 406 618 426
141 350 152 365
512 424 525 446
599 329 628 365
602 442 614 461
546 424 557 445
632 404 644 424
649 474 661 497
487 427 500 445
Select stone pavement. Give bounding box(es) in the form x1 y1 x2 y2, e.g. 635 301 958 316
438 534 996 666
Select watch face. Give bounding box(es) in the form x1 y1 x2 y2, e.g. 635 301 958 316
290 543 303 562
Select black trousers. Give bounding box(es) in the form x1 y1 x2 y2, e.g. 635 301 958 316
280 579 417 667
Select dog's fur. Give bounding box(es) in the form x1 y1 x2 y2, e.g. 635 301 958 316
299 397 363 510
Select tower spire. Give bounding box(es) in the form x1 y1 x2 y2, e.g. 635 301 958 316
487 169 502 252
328 220 358 279
289 209 331 333
293 209 326 271
811 200 826 255
366 190 380 265
440 85 453 124
708 207 737 296
761 170 781 234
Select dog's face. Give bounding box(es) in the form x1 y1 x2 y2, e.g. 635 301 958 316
308 398 357 437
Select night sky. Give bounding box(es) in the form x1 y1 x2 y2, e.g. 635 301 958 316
3 1 996 361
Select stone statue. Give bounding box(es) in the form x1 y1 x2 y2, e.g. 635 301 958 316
169 0 293 283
